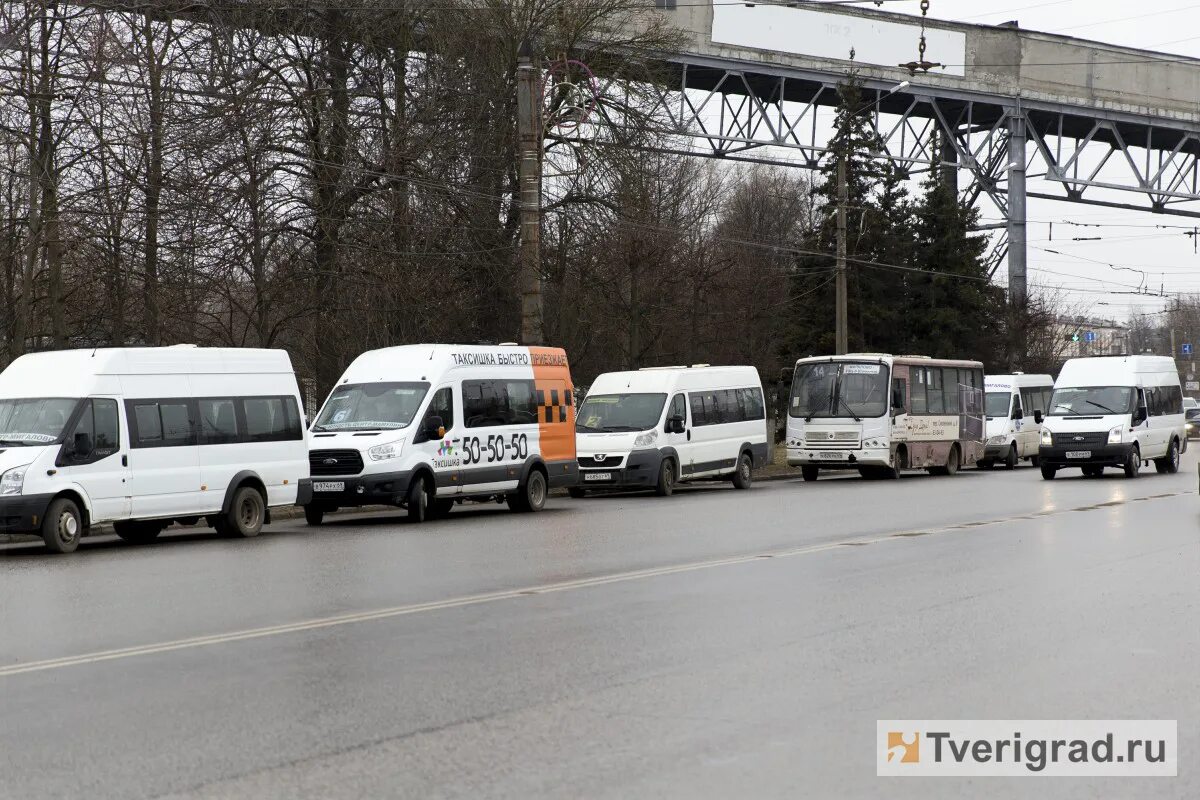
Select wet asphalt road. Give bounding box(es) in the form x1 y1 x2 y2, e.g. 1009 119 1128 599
2 454 1198 799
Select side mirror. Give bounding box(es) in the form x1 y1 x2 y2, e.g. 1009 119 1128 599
1011 408 1024 421
1033 410 1044 425
891 390 905 415
421 415 443 441
72 432 93 459
666 415 686 434
1133 407 1148 426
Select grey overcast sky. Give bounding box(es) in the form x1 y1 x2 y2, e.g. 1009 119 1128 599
868 0 1200 321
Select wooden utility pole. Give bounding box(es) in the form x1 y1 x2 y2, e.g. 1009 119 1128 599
516 40 544 345
835 155 848 355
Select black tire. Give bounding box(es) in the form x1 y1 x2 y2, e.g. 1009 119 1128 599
508 469 548 512
1082 465 1104 478
407 476 430 522
224 485 266 537
1123 446 1141 479
1154 439 1180 474
429 498 455 519
1040 464 1057 480
857 467 875 480
945 446 960 475
731 452 753 490
567 487 587 499
1004 444 1018 470
800 465 819 482
655 458 677 497
42 497 83 554
113 520 163 543
303 505 325 526
1030 455 1041 467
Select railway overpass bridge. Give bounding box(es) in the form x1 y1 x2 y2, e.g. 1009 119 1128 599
74 0 1200 303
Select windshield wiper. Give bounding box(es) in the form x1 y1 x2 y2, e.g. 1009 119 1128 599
835 393 862 422
575 424 604 432
0 439 28 446
601 425 642 432
311 425 328 433
1084 400 1120 415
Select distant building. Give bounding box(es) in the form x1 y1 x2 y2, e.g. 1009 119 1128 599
1058 317 1129 358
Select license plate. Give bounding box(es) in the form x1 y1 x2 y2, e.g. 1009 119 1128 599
817 452 844 460
1065 451 1091 459
583 472 612 481
313 481 345 492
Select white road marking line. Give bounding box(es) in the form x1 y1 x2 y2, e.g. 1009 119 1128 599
1 489 1189 678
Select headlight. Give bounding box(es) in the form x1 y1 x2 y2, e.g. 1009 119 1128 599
0 465 28 496
1107 425 1123 444
633 429 658 448
988 435 1005 445
367 440 404 461
1040 430 1052 446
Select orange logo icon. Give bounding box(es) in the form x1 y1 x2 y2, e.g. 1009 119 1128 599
887 731 920 763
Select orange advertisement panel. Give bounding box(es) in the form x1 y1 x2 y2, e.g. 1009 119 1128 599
529 347 576 463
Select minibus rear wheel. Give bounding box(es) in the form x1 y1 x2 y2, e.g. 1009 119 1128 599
508 468 547 512
221 485 265 537
732 452 753 490
1153 439 1180 474
42 497 84 554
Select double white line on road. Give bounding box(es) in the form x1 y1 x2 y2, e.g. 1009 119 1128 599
1 488 1191 678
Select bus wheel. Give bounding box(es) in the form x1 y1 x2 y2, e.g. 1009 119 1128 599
509 469 547 512
1040 464 1057 480
224 486 265 537
1123 446 1141 479
945 446 960 475
731 452 753 490
1154 439 1180 474
406 477 430 522
800 465 819 482
42 498 84 554
654 459 676 497
1004 444 1018 470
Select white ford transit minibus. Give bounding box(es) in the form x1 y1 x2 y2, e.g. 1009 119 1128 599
0 347 310 553
980 373 1054 469
304 344 577 523
574 366 768 496
1038 355 1186 479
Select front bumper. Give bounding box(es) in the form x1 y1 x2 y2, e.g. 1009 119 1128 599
0 493 54 534
307 469 415 508
1038 443 1133 468
785 447 892 469
578 449 664 490
983 442 1012 458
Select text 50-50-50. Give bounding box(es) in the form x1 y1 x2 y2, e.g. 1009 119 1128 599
460 434 529 465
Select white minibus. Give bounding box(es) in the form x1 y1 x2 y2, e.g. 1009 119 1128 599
304 344 577 523
1038 355 1186 479
980 373 1054 469
0 347 310 553
574 366 768 496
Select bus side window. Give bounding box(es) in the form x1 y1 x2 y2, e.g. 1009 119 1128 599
912 369 927 414
891 378 907 414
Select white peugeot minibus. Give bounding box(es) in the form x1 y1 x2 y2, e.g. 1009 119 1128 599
980 373 1054 469
0 347 310 553
574 366 768 496
304 344 577 523
1038 355 1186 479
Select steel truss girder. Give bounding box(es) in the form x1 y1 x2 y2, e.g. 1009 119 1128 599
645 64 1200 221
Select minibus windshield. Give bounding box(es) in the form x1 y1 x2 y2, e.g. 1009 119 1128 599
313 382 430 431
984 392 1011 419
0 397 77 445
576 393 667 432
1048 386 1136 416
790 362 889 419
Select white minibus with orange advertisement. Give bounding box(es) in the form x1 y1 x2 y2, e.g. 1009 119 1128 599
304 344 577 524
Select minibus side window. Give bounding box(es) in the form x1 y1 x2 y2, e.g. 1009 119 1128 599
199 399 240 445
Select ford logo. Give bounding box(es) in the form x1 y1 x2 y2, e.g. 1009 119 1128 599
323 458 337 465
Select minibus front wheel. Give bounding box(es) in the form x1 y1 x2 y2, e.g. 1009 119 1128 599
42 497 84 554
